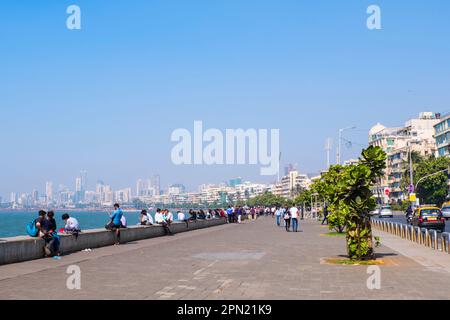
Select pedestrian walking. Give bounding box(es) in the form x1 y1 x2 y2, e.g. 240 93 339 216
322 205 329 225
283 210 291 232
275 207 282 226
290 205 299 232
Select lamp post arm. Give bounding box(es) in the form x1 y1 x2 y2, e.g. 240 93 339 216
415 168 449 191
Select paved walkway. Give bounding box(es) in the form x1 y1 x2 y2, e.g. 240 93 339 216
0 217 450 299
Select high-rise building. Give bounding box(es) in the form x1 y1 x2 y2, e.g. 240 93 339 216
80 170 87 192
96 180 105 202
75 176 83 203
10 192 17 204
151 174 160 196
32 189 39 204
45 181 53 203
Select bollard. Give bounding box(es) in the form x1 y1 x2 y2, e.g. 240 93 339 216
430 230 438 250
442 233 450 254
410 226 415 241
423 229 430 247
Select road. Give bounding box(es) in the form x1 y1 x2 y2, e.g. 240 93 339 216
374 211 450 233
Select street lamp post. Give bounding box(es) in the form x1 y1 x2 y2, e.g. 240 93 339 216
337 126 356 165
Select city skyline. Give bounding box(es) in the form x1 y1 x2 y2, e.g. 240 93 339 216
2 169 284 205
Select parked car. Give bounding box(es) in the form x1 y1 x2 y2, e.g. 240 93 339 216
378 205 393 218
441 202 450 220
410 206 445 232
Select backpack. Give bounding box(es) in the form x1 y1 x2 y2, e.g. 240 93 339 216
26 219 39 237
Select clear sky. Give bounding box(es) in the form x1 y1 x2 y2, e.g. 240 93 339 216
1 0 450 197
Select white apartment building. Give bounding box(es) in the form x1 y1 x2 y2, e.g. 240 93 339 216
273 170 311 199
369 112 440 202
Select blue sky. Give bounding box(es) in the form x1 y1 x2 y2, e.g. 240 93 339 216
1 0 450 197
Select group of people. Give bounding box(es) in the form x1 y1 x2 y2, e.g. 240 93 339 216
27 210 81 257
27 203 276 258
274 206 301 232
139 208 174 236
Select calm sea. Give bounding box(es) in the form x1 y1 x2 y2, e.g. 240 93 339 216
0 210 179 238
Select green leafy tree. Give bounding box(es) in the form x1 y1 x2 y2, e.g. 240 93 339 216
341 146 386 260
413 157 450 206
309 146 386 260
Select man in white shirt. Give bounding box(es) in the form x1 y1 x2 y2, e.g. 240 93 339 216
62 213 80 233
154 209 165 224
290 206 299 232
165 210 174 223
140 210 154 225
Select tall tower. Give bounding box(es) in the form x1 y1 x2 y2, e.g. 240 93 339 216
325 138 333 168
45 181 53 204
80 170 87 192
151 174 161 196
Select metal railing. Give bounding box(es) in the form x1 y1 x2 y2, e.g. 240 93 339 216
371 218 450 254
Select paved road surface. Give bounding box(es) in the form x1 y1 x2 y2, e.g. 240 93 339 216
0 217 450 299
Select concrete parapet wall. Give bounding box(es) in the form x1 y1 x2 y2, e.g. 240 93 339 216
0 218 227 265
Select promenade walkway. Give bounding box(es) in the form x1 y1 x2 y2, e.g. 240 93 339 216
0 217 450 299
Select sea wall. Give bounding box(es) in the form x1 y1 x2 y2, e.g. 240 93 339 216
0 218 227 265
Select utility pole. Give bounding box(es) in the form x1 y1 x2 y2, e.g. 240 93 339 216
337 126 356 165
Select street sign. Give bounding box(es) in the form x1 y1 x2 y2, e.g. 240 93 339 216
384 188 390 197
409 193 417 202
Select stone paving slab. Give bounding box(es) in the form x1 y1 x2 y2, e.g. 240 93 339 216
0 217 449 299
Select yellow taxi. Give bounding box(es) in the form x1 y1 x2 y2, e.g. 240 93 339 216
411 205 445 232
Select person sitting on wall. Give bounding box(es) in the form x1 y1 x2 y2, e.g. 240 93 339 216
140 210 154 226
41 211 61 257
105 203 123 245
178 211 189 228
62 213 81 238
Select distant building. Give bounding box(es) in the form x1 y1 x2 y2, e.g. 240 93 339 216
273 170 311 199
45 181 53 204
151 174 161 196
168 184 186 195
284 164 296 176
229 177 243 188
434 112 450 157
369 112 440 202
